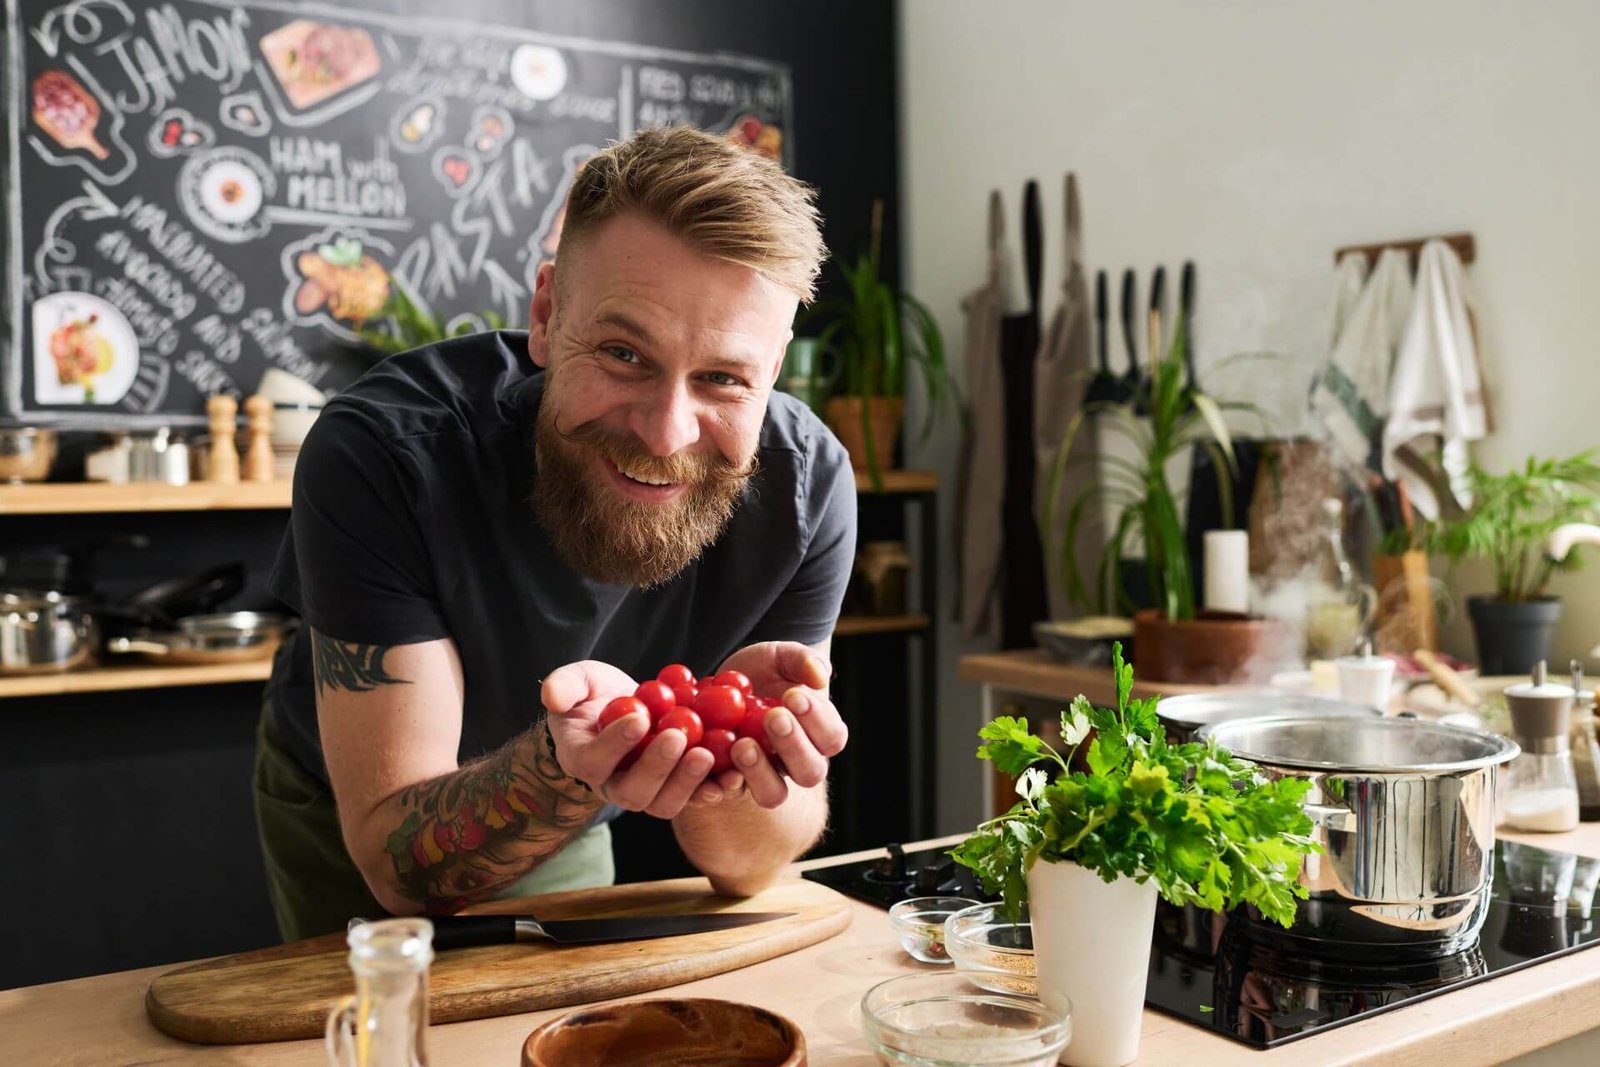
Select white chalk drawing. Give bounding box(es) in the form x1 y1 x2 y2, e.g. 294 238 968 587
177 145 275 244
466 104 513 161
389 95 445 153
145 106 215 157
5 0 792 426
509 43 566 101
219 90 271 136
280 225 397 342
31 291 140 405
520 144 595 295
431 145 481 198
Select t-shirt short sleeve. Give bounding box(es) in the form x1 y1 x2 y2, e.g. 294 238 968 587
745 434 858 649
272 405 448 647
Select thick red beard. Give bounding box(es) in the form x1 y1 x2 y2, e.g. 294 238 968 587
531 399 756 587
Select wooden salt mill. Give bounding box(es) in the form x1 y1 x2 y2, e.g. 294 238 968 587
206 394 239 483
243 394 275 481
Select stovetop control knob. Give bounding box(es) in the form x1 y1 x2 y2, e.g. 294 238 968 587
874 842 908 881
913 857 956 893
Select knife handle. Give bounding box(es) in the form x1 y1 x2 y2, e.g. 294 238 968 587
426 914 520 951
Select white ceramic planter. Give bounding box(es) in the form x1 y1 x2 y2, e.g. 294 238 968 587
1027 858 1159 1067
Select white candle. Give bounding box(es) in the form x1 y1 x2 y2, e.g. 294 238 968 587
1204 530 1250 614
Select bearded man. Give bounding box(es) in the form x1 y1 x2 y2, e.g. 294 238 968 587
253 125 854 940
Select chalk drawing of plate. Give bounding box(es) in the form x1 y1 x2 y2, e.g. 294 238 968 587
510 44 567 101
178 146 276 244
31 291 140 406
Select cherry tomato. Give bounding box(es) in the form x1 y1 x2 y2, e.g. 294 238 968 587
657 663 696 689
657 706 704 748
615 728 658 772
672 681 699 707
737 702 777 756
600 695 649 731
693 684 745 731
634 680 676 721
710 669 753 697
699 728 737 774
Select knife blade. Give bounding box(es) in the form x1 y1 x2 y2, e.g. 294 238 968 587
366 910 796 951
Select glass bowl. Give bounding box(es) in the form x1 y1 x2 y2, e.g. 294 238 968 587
888 897 979 964
861 971 1071 1067
944 902 1036 997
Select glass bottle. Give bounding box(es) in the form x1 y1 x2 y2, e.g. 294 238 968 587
1567 662 1600 822
326 917 433 1067
1304 498 1376 660
1501 661 1580 834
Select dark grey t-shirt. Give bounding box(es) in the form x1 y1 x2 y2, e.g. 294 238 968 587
266 330 856 786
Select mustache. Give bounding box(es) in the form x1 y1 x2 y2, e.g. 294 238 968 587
554 420 759 485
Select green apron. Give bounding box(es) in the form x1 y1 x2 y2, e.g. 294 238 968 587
252 704 614 941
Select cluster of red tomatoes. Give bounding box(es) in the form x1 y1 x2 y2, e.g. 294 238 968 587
600 664 780 775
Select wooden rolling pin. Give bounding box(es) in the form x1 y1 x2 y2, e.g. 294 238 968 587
1414 648 1482 710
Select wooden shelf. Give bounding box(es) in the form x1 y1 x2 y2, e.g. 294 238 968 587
0 481 292 515
833 613 931 637
0 659 273 699
855 469 937 494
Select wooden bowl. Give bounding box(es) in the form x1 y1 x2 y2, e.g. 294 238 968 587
522 998 806 1066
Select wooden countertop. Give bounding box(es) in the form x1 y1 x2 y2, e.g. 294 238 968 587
6 828 1600 1066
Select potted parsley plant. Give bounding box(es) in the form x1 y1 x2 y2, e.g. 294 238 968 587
954 644 1317 1067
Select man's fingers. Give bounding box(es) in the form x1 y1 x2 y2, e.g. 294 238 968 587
763 706 829 788
541 660 636 717
601 730 688 810
732 737 789 808
568 711 650 784
771 642 830 691
781 688 848 758
643 747 715 818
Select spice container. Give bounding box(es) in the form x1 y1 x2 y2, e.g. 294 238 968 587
1567 662 1600 822
888 897 978 964
944 902 1036 996
1501 661 1580 833
861 971 1071 1067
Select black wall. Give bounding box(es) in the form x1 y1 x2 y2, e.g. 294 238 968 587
1 0 899 989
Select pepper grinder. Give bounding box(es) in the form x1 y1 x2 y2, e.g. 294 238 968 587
206 394 239 483
1568 660 1600 821
243 394 275 481
1502 660 1580 833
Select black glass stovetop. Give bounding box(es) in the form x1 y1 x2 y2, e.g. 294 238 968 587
804 838 1600 1050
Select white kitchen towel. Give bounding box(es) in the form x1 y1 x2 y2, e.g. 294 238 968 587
1310 247 1414 471
1383 239 1490 518
1324 250 1370 353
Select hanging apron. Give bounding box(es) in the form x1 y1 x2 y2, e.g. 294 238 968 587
953 191 1009 640
996 181 1051 649
1032 174 1099 621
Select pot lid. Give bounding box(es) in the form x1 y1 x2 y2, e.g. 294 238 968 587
1197 715 1520 774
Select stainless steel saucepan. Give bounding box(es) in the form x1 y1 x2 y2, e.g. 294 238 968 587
106 612 295 665
1199 715 1519 958
0 591 98 674
1156 691 1380 743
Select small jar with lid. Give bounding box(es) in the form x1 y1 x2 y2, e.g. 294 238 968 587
1501 661 1580 833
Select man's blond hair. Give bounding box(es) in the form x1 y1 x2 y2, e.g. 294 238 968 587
560 125 826 303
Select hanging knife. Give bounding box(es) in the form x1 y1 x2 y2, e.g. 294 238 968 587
1179 260 1197 395
1147 266 1166 369
1119 268 1142 410
352 910 795 951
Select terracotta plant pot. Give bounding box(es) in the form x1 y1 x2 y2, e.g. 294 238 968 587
1132 609 1297 685
825 396 903 472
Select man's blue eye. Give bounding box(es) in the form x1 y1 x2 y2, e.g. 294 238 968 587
707 372 740 387
606 346 640 364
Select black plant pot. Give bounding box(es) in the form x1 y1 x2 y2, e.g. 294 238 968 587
1467 595 1562 675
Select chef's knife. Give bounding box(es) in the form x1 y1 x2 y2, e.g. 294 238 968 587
1179 260 1197 396
354 910 796 951
1147 266 1166 371
1119 268 1142 411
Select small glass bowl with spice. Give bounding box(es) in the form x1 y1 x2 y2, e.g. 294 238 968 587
944 902 1036 996
888 897 979 964
861 971 1071 1067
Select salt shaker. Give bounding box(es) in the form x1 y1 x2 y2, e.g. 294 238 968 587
1501 661 1580 833
1567 661 1600 822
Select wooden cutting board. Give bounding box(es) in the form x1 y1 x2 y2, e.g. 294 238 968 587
146 876 851 1045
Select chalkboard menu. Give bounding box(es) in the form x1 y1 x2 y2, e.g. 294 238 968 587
1 0 792 428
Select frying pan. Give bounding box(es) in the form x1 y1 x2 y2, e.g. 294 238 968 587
106 611 295 665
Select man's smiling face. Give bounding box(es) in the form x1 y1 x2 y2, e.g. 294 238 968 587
526 211 798 586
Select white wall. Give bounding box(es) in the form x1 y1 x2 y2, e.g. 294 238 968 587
899 0 1600 833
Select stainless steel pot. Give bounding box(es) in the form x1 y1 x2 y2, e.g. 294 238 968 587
1158 690 1380 743
106 611 294 665
0 591 97 674
1199 715 1520 958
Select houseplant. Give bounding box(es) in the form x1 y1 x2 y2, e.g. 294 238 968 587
359 285 507 356
804 200 956 486
953 646 1318 1062
1042 327 1293 682
1430 451 1600 673
954 644 1316 1067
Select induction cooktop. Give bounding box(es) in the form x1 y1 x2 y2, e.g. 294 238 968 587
803 838 1600 1049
